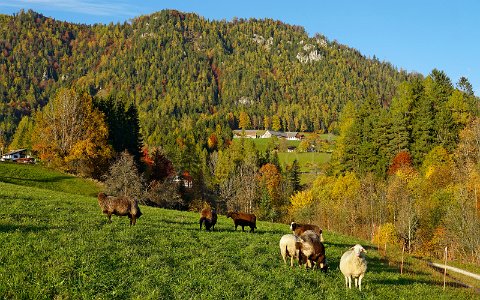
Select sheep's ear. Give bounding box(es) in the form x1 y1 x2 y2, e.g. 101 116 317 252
362 248 367 253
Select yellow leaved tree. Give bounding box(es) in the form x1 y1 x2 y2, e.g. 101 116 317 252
32 88 112 177
289 190 315 223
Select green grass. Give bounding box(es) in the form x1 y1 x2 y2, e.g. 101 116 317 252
278 152 331 185
0 168 477 299
278 152 331 171
233 138 332 183
0 162 102 197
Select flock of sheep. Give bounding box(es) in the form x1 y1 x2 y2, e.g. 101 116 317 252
198 206 368 291
97 193 367 291
281 222 368 291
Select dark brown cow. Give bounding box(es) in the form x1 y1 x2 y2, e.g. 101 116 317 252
227 211 257 233
199 207 217 231
97 192 142 225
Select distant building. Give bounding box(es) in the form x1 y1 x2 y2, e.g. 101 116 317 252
173 171 193 188
1 149 29 162
232 130 259 139
260 130 302 140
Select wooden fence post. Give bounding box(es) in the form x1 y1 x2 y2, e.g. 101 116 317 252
400 244 405 274
443 246 448 291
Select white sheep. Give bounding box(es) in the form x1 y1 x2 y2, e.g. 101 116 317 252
339 244 367 291
279 234 301 267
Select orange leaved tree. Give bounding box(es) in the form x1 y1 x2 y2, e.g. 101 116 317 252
32 88 112 177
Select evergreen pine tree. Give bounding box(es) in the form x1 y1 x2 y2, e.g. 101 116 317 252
388 82 414 154
332 101 361 175
287 159 301 192
357 93 383 175
410 79 434 165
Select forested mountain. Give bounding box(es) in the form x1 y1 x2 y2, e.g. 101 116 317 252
1 9 409 150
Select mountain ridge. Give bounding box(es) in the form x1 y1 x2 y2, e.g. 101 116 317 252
1 9 410 147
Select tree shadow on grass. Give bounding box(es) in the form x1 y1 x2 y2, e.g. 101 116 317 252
0 175 73 183
1 213 38 221
366 256 403 274
0 223 49 233
322 254 423 278
324 241 379 252
177 225 253 233
161 218 196 226
373 277 473 290
254 228 291 235
154 218 280 234
322 241 360 250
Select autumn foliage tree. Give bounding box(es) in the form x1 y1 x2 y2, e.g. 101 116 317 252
32 88 112 177
238 111 251 130
388 150 414 175
289 190 315 223
9 115 34 150
207 133 218 151
256 163 284 221
143 147 175 182
141 147 183 209
372 223 397 248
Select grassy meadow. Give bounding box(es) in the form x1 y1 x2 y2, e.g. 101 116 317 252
0 162 101 197
233 136 332 184
0 163 478 299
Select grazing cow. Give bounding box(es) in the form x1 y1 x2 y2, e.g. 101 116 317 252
226 211 257 233
199 207 217 231
97 192 142 225
290 221 324 242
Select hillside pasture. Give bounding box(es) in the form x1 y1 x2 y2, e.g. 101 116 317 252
233 137 332 184
0 177 477 299
0 162 101 197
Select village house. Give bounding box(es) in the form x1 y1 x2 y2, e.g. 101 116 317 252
0 149 31 162
173 171 193 188
260 130 302 140
232 129 305 140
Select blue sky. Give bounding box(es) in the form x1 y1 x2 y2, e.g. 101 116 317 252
1 0 479 96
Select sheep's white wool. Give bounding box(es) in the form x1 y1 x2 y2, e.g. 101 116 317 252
340 244 367 291
279 234 301 267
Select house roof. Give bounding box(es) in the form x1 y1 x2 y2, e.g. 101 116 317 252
3 149 27 156
264 131 298 138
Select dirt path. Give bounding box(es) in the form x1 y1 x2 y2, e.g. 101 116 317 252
426 261 480 293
